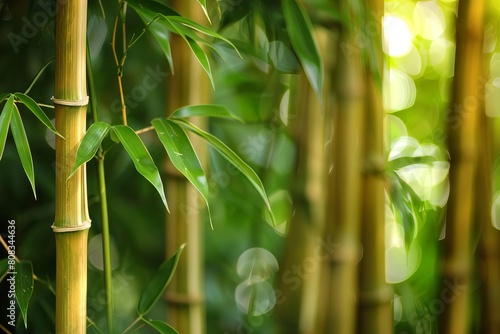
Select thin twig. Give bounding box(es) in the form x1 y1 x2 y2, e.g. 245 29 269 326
135 125 154 135
122 317 141 334
0 323 13 334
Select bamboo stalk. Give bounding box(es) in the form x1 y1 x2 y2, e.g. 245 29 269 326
164 2 208 333
439 0 485 333
357 0 393 332
477 93 500 333
53 0 90 332
316 4 365 332
275 69 327 333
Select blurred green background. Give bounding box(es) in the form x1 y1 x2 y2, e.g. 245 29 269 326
1 0 500 333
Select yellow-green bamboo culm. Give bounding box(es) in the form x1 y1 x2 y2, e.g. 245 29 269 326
357 0 393 332
316 3 365 332
477 93 500 333
439 0 484 332
53 0 90 333
163 1 208 333
275 65 327 334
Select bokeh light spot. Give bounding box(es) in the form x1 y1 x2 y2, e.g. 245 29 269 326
235 280 276 316
413 1 446 40
491 193 500 230
237 247 279 282
429 38 455 77
88 234 120 271
384 69 417 112
383 15 413 57
394 45 423 77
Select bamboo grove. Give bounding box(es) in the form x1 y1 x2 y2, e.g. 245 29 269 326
1 0 500 333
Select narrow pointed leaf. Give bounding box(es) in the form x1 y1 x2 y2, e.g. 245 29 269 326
152 118 212 227
186 37 214 88
15 260 34 328
143 318 180 334
195 0 211 24
69 122 111 178
172 119 276 226
15 93 63 138
10 104 36 199
170 104 244 123
0 258 9 282
126 0 179 71
167 16 240 57
138 244 185 315
112 125 168 211
0 95 14 160
282 0 323 98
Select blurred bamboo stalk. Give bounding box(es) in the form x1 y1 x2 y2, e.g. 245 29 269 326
53 0 90 332
477 92 500 333
357 0 393 332
316 2 365 332
439 0 485 332
275 30 329 333
163 1 209 333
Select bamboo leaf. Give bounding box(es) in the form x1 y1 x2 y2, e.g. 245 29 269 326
388 156 437 171
172 119 276 226
0 258 9 282
112 125 169 211
282 0 323 98
126 0 179 71
152 118 212 227
137 244 185 316
143 318 180 334
14 93 63 138
15 260 34 328
162 17 214 87
195 0 211 24
69 122 111 179
127 0 240 77
10 104 36 199
166 16 240 57
170 104 245 123
0 95 14 160
182 35 215 88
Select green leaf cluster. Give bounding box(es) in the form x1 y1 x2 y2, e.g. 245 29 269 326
71 105 276 227
0 93 62 199
126 0 240 88
217 0 324 98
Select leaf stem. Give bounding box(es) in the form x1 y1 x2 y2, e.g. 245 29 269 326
122 316 141 334
24 57 54 95
112 1 128 125
135 125 154 135
87 38 114 334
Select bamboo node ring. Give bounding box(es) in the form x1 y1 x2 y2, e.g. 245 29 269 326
51 220 91 233
51 96 89 107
